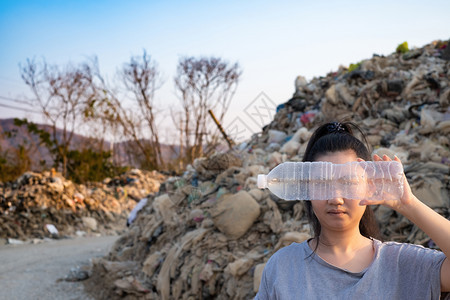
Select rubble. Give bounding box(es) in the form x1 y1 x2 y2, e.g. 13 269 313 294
78 40 447 299
0 169 165 240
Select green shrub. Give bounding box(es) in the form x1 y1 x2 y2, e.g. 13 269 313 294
348 62 361 72
396 41 409 54
0 145 31 182
66 148 127 184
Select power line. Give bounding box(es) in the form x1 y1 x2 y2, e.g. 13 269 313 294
0 95 32 105
0 102 40 114
0 76 26 87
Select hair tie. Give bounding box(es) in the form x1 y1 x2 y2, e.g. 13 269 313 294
327 122 346 133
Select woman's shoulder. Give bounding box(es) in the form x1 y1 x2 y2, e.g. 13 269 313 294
376 239 437 251
374 238 446 259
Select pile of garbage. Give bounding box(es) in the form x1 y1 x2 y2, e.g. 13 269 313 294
0 169 165 240
84 40 449 299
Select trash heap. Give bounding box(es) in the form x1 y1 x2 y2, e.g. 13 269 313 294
85 40 450 299
0 169 165 240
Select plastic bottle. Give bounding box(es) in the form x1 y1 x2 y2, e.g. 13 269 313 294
257 161 404 201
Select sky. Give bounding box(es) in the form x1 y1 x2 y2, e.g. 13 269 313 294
1 0 449 143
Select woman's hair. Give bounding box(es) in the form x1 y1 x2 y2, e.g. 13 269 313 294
303 121 382 243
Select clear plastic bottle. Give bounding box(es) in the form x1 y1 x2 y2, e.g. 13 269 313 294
257 161 404 201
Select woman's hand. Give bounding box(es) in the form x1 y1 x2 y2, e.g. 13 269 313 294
358 156 450 292
357 154 418 211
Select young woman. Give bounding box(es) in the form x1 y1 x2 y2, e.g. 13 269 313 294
256 122 449 299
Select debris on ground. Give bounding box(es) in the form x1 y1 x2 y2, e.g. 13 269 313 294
0 169 165 240
20 40 450 299
84 40 450 299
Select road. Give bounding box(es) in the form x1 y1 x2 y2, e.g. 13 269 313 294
0 235 119 300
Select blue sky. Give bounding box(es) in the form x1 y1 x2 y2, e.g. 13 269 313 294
1 0 449 141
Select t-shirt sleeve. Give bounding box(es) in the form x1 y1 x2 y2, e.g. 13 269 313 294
388 242 447 297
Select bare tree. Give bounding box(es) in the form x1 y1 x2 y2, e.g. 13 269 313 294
101 51 165 170
20 58 98 176
174 56 241 167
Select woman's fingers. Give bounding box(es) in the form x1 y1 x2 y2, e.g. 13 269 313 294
359 199 383 206
373 154 396 162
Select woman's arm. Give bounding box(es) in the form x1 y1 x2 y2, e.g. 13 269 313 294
396 193 450 292
359 154 450 292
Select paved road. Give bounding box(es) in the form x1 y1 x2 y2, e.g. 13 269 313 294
0 235 119 300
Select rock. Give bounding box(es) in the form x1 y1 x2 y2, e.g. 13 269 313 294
65 266 90 282
210 191 260 239
82 217 98 231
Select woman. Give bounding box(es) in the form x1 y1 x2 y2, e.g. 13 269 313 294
256 122 449 299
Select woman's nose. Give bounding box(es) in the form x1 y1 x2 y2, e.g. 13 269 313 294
328 197 344 205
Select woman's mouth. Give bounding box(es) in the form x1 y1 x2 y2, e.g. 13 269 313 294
327 210 346 215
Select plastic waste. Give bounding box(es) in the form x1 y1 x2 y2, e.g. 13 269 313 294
45 224 59 235
258 161 404 201
127 198 148 226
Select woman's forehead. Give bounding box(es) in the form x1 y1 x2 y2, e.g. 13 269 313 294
314 149 358 164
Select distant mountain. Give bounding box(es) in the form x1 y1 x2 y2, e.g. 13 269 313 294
0 118 180 171
112 140 180 167
0 118 93 169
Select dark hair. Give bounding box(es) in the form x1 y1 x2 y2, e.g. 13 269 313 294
303 122 382 244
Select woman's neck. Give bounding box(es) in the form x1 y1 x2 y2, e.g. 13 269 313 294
313 227 371 254
309 228 375 273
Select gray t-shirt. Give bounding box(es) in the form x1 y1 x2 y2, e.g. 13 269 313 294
256 239 446 300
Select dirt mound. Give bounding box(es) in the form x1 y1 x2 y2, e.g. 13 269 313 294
84 40 449 299
0 169 165 240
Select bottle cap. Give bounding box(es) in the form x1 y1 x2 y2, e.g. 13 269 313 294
257 174 267 189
